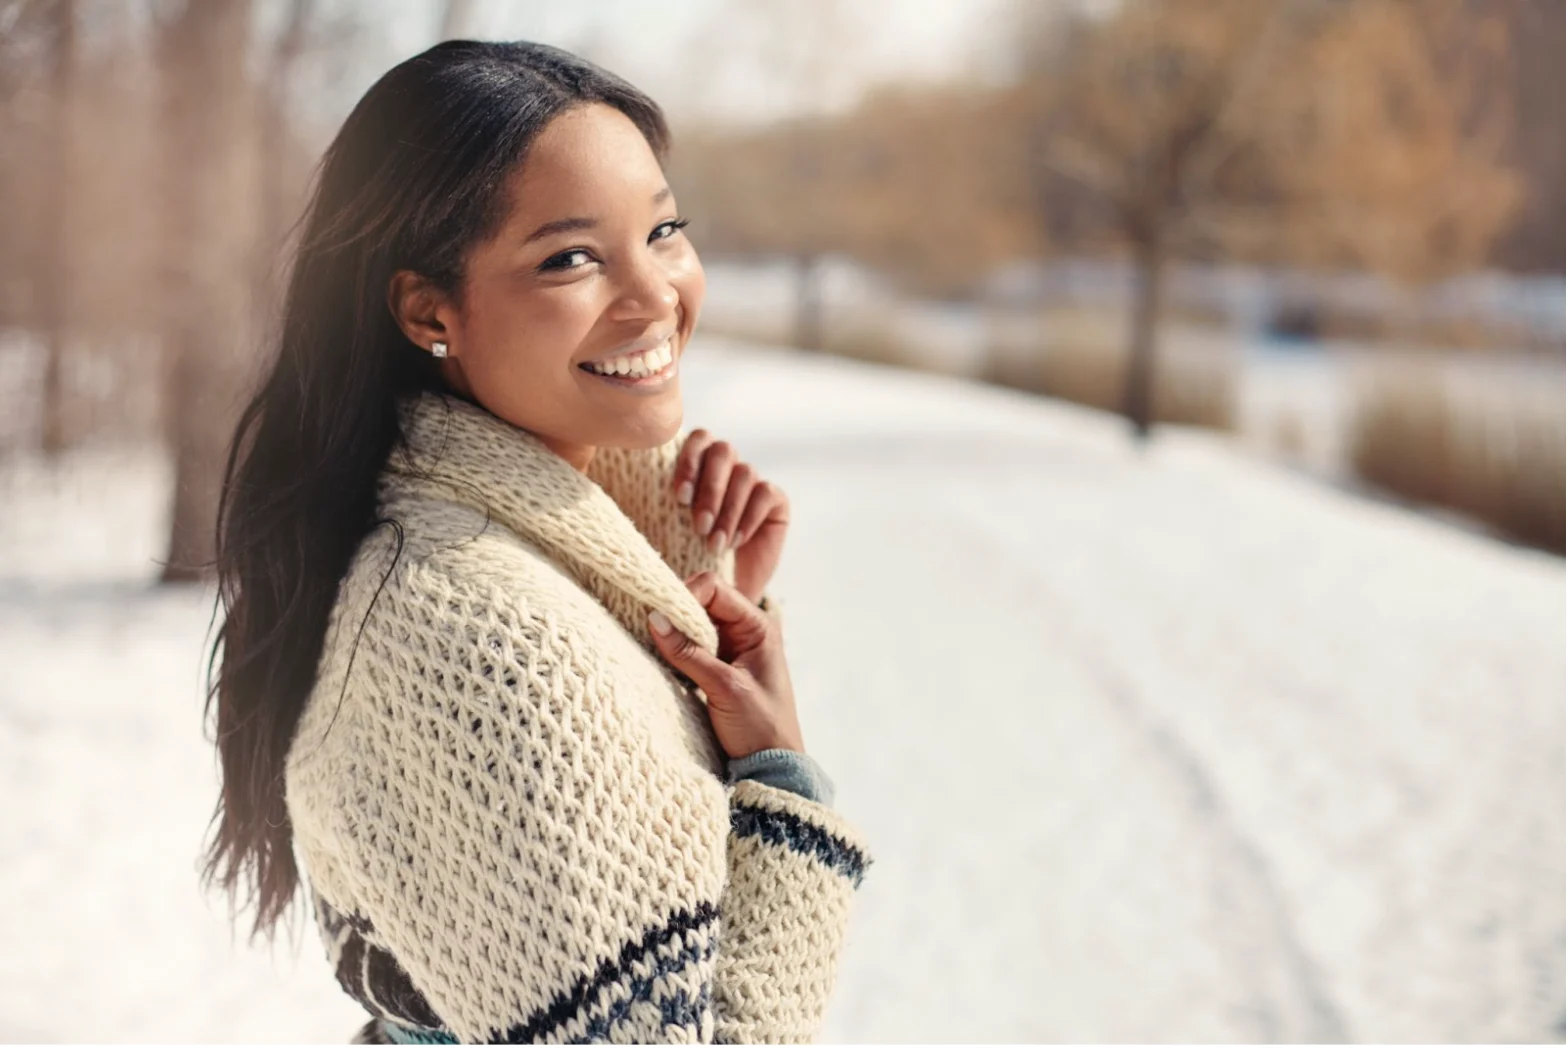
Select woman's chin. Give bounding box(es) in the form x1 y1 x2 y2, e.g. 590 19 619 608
602 396 684 450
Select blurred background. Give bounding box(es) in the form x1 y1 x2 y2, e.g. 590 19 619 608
0 0 1561 1042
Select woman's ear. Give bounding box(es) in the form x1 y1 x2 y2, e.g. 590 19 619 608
387 269 456 355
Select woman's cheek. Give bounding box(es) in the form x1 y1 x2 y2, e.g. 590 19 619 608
509 286 593 348
674 251 706 325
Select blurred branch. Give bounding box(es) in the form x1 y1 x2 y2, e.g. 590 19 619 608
1038 136 1125 201
440 0 478 41
1173 0 1316 220
1182 203 1286 257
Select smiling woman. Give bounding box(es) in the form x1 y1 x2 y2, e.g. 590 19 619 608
386 103 704 467
199 39 871 1045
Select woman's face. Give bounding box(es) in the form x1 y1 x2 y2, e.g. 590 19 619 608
395 101 704 469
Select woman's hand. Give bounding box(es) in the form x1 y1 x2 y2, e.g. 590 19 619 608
672 430 789 604
648 571 805 760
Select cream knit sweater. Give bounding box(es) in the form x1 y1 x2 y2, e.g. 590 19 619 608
283 390 872 1044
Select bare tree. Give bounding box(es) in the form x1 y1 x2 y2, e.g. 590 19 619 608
670 79 1039 315
1266 0 1521 285
825 83 1040 298
1015 0 1519 441
723 0 863 351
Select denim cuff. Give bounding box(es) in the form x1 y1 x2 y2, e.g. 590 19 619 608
725 748 836 808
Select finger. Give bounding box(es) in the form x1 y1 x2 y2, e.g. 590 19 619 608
683 571 772 646
673 429 713 507
691 441 736 538
709 462 756 552
732 481 786 549
647 609 742 697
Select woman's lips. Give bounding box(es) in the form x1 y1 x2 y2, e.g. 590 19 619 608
577 349 679 392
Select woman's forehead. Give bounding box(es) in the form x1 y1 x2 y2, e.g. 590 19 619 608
507 104 665 210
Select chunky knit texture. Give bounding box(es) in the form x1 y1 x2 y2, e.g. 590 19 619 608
283 390 872 1044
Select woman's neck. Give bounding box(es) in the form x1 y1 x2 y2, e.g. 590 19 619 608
533 434 597 474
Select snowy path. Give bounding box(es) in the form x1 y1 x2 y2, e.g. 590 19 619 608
0 338 1561 1042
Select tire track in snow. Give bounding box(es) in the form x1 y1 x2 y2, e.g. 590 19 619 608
767 436 1355 1042
974 511 1352 1043
1095 669 1352 1043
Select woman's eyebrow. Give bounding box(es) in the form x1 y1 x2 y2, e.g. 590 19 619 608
521 187 673 245
523 216 596 244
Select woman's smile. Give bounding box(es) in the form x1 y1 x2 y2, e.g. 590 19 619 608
577 335 681 394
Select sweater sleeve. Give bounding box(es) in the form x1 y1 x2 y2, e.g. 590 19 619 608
305 564 870 1045
712 779 870 1043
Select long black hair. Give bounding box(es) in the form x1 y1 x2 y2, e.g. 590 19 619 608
200 39 671 943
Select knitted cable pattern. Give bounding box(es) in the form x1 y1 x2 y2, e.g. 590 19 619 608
283 390 871 1044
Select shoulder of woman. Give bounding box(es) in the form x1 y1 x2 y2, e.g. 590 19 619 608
297 524 563 741
290 530 565 801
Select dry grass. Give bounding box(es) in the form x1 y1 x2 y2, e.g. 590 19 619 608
1319 307 1560 354
697 313 972 377
704 306 1239 433
981 308 1239 433
1347 360 1565 554
823 320 939 371
1271 408 1311 461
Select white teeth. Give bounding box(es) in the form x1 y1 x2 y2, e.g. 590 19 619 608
587 339 674 378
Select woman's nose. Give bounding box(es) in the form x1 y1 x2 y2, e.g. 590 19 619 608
609 252 680 321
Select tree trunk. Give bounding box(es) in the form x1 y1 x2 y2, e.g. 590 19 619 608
794 252 823 352
255 0 310 327
162 337 231 583
1124 231 1166 443
40 0 76 458
158 0 255 584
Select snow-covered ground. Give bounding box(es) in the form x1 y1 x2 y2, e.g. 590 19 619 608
0 337 1561 1042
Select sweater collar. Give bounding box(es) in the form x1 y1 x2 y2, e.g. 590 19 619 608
380 389 721 659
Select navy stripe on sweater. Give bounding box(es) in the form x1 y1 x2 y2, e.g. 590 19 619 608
317 893 445 1032
323 892 724 1043
326 799 866 1042
730 801 870 888
491 899 721 1044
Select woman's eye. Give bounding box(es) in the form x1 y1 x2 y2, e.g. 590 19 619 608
651 218 690 242
541 249 593 272
539 220 687 272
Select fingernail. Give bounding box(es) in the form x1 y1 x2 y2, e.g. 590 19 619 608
648 610 672 635
709 530 727 553
696 510 714 536
677 481 694 506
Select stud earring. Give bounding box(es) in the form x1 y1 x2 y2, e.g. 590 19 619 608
431 341 448 359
